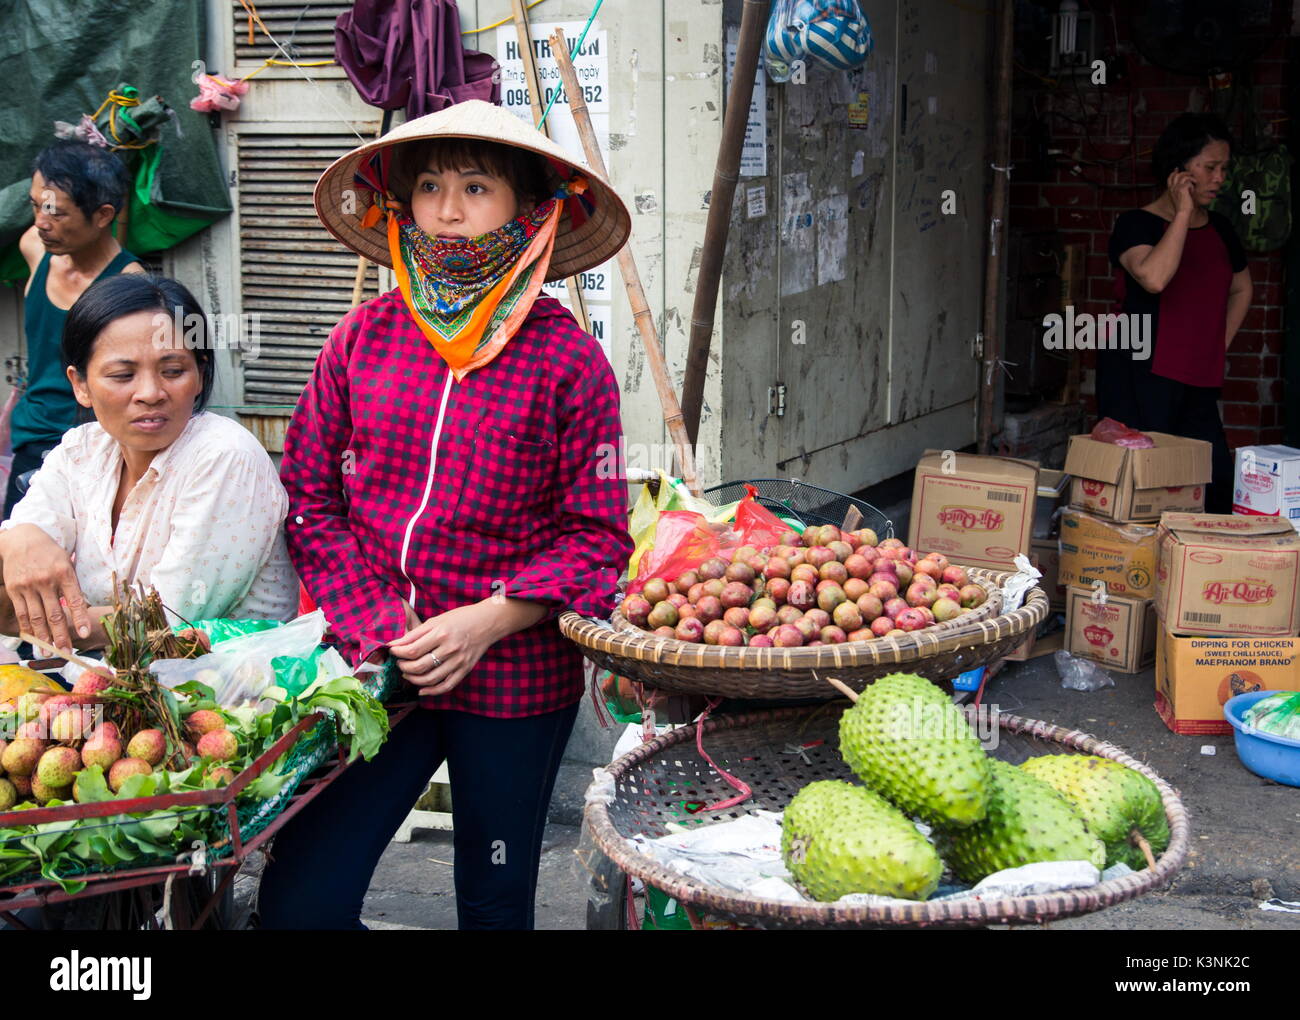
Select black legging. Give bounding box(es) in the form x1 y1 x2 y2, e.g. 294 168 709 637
257 701 578 930
1095 354 1234 514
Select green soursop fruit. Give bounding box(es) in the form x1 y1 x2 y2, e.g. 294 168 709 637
782 780 942 901
837 672 991 827
936 759 1106 883
1020 755 1169 871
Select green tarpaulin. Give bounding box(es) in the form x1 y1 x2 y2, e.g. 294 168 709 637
0 0 232 280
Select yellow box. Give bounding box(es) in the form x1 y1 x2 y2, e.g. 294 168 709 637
1154 628 1300 735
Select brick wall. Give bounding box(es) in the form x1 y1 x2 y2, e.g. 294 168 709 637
1008 3 1291 450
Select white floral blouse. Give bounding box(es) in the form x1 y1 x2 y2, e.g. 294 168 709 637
2 411 298 626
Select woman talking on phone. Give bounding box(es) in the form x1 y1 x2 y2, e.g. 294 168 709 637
1100 113 1252 513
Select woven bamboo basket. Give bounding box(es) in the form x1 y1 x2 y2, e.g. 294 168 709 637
560 567 1048 698
584 704 1189 929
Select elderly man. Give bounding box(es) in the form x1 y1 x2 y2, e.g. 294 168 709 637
5 141 144 518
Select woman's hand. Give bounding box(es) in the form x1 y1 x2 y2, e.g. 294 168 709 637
388 597 546 697
1166 168 1196 218
0 524 91 650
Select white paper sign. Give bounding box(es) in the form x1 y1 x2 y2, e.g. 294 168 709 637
724 27 767 178
496 22 610 160
542 262 614 303
746 185 766 219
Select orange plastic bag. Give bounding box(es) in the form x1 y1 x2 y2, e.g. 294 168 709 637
627 511 739 593
733 485 791 549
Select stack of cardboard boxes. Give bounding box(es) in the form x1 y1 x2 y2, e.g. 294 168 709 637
1058 433 1212 675
902 439 1300 733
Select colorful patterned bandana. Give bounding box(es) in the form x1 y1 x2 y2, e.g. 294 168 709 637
387 199 562 381
397 199 556 317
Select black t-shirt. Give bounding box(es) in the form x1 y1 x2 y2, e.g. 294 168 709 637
1106 209 1247 387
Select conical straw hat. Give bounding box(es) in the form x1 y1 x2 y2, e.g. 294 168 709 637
313 100 630 282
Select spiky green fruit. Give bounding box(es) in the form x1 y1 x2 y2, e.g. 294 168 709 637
1020 755 1169 871
782 780 942 901
936 759 1106 883
837 672 992 826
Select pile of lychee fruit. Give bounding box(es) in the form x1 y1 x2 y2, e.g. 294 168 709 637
620 526 989 648
0 671 241 811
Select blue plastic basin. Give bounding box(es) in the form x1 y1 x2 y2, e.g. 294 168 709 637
1223 691 1300 788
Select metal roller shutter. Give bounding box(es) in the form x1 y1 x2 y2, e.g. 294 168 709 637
232 1 351 66
236 127 381 404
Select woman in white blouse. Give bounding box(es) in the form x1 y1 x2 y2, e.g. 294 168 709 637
0 274 298 651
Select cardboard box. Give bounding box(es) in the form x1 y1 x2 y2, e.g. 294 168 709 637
1233 445 1300 529
1154 628 1300 735
1058 509 1158 600
1064 432 1211 522
1033 469 1069 538
1155 513 1300 637
1065 586 1157 673
1030 537 1066 610
909 452 1038 571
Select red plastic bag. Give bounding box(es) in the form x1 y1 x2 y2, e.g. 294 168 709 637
734 485 791 550
628 512 739 593
1090 418 1155 449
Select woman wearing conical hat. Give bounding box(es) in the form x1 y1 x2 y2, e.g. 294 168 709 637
259 101 634 930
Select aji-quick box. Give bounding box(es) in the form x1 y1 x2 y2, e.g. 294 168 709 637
909 452 1038 571
1155 513 1300 637
1233 445 1300 530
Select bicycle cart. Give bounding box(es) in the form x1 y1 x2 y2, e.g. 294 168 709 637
0 663 410 930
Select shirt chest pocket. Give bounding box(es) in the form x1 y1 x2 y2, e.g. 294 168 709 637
456 426 557 538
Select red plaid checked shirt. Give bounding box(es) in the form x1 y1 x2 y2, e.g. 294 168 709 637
280 290 632 717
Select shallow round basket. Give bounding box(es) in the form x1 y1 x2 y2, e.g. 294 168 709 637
560 568 1048 698
585 705 1189 929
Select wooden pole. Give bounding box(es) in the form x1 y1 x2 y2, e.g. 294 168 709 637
680 0 769 446
511 0 591 333
549 28 702 495
977 0 1015 453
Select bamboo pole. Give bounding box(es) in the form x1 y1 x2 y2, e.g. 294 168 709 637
977 0 1015 453
549 28 701 495
511 0 590 333
680 0 769 446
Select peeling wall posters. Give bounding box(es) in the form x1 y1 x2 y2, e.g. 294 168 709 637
724 27 767 177
816 193 849 286
781 172 815 296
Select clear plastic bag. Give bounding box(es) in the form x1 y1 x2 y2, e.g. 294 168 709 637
149 611 330 707
1243 691 1300 740
1054 649 1116 692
